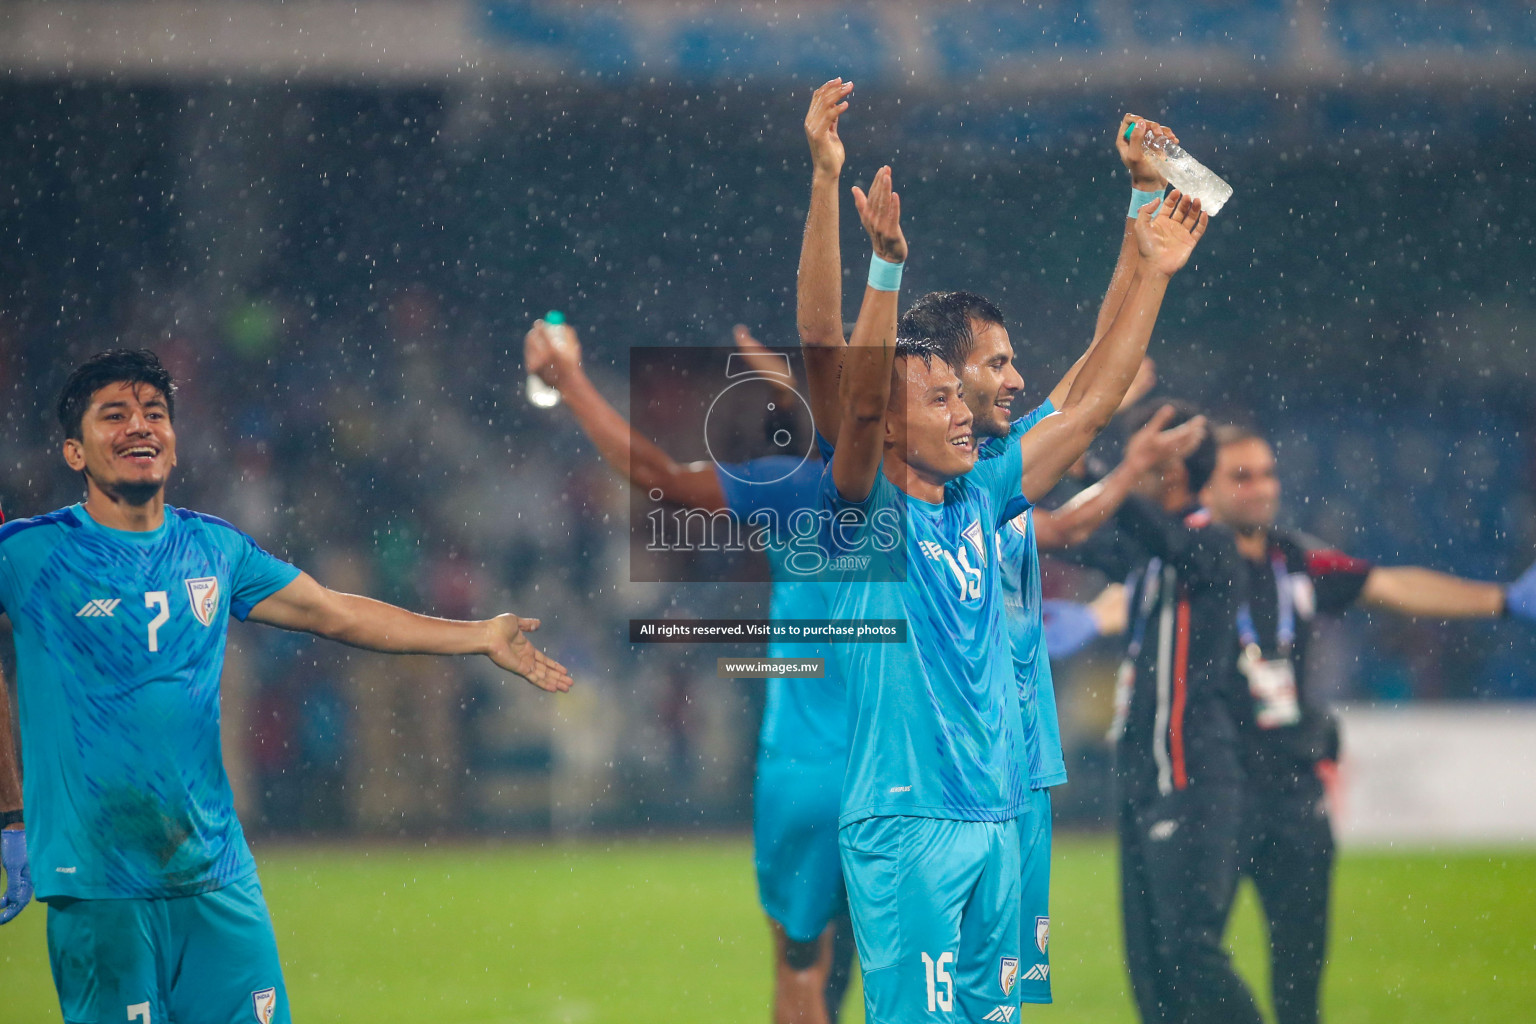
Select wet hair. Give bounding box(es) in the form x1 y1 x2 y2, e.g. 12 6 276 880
894 335 941 368
1125 398 1219 494
57 349 176 441
1213 422 1264 448
897 291 1007 370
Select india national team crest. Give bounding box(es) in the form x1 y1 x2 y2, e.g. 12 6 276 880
251 987 278 1023
1035 916 1050 954
185 576 220 627
999 956 1019 996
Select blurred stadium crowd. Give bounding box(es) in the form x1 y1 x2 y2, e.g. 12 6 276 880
2 80 1535 835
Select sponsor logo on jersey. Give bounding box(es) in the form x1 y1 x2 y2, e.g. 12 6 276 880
1022 963 1050 981
75 599 120 618
1035 915 1050 954
918 540 947 562
185 577 220 627
1148 818 1179 841
55 866 77 874
983 1007 1016 1022
251 987 278 1023
998 956 1019 996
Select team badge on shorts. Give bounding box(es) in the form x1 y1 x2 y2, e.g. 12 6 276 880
1035 916 1050 954
999 956 1019 996
185 577 220 627
251 987 278 1023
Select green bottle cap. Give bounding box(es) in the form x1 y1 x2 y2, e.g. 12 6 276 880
1123 121 1137 142
546 310 566 326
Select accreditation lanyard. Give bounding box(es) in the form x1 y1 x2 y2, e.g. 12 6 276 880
1236 552 1294 658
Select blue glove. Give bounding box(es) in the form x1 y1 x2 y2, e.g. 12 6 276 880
1043 599 1101 660
0 827 33 924
1507 560 1536 623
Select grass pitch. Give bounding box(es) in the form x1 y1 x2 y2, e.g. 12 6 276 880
1 836 1531 1022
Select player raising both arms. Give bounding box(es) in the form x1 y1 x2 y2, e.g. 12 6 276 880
798 79 1208 1005
0 350 571 1024
821 161 1205 1023
523 321 855 1024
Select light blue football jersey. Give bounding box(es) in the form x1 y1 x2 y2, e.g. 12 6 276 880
0 504 300 900
715 456 846 762
819 439 1029 826
985 401 1069 790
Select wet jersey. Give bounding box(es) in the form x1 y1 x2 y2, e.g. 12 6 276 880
819 439 1029 826
0 504 299 900
715 456 846 761
984 401 1069 790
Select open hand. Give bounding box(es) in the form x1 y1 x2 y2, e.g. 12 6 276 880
1133 190 1207 278
484 614 574 692
1117 113 1179 191
806 78 853 177
852 166 907 265
523 319 584 389
1124 403 1208 474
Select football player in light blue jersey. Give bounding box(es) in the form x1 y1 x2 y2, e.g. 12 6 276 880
0 350 572 1024
523 322 855 1024
821 158 1207 1023
799 83 1209 1014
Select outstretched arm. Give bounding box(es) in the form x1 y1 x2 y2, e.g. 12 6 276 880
247 575 573 692
1359 566 1507 619
832 165 907 502
1016 192 1208 503
1033 405 1207 550
1048 115 1176 408
525 320 726 512
798 78 855 439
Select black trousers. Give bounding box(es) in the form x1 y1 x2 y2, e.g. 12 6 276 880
1118 781 1264 1024
1241 770 1334 1024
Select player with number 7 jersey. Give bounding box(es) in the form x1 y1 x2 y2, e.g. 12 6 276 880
0 350 572 1024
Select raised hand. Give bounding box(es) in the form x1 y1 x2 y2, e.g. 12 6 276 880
805 78 853 178
1133 190 1207 278
523 319 584 389
733 324 798 390
0 828 31 925
1117 113 1179 192
1124 403 1207 473
851 166 907 265
484 614 574 693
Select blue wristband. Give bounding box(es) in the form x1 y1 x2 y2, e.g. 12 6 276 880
1129 187 1165 219
868 252 904 292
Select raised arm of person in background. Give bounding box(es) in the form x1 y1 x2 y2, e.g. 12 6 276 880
1036 404 1208 550
832 165 907 502
1045 115 1177 408
798 78 855 437
523 319 727 512
1360 559 1536 621
245 580 572 692
1012 190 1207 503
1042 583 1129 660
0 661 31 925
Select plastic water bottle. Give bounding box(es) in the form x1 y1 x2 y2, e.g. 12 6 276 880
1137 127 1234 216
526 310 567 409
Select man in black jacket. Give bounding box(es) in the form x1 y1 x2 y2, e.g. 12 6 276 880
1199 423 1536 1024
1106 402 1262 1024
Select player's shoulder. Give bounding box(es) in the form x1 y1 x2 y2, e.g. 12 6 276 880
168 507 258 545
0 506 81 550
